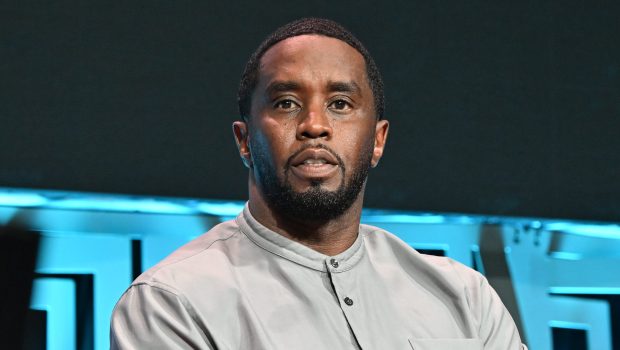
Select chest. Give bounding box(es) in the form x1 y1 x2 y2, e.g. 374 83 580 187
192 258 479 350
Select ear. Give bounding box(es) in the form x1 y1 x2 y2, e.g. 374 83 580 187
370 119 389 168
233 121 252 168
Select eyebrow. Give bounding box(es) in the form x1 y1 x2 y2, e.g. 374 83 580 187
265 80 362 96
327 81 361 95
266 81 301 96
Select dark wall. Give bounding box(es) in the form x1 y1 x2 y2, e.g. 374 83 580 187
2 1 619 222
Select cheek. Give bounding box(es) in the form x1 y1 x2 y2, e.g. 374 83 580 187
337 122 376 162
251 118 296 164
264 118 292 144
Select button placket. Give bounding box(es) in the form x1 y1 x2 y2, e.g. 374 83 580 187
328 262 355 309
328 263 365 348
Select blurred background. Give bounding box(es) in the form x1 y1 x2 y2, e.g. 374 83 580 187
1 1 619 349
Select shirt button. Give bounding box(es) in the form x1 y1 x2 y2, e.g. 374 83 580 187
330 258 339 268
344 297 354 306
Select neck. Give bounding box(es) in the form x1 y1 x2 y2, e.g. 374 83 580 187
247 178 364 256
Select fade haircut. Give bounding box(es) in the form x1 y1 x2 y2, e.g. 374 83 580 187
237 18 385 121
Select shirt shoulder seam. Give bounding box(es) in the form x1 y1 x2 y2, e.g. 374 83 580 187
140 224 242 280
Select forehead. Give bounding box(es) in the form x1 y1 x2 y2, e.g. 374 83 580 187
257 35 368 89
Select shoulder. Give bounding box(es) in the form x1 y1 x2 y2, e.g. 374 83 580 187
360 223 524 346
359 223 486 294
131 218 246 294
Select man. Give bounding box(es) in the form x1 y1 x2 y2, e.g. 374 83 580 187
111 18 527 349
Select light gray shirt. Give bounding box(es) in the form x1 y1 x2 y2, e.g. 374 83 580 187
111 204 527 350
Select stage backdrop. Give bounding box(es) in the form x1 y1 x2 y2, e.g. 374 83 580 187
2 1 619 222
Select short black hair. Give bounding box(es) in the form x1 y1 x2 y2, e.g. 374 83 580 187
237 18 385 120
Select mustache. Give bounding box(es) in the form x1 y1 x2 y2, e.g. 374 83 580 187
285 144 345 171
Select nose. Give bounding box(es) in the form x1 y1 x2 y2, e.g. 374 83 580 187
296 105 333 140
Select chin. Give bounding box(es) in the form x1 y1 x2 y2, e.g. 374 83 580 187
293 178 342 192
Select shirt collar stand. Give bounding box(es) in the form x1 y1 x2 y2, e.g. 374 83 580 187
236 203 365 273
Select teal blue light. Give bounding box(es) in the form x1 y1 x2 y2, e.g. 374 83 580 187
31 278 76 350
50 197 196 214
548 320 591 330
546 223 620 239
548 287 620 295
362 214 447 224
196 201 245 216
549 252 584 260
35 233 133 350
0 191 48 207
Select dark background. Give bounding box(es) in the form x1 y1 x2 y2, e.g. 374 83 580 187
2 1 619 222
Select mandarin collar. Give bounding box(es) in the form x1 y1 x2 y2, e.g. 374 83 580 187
236 203 365 273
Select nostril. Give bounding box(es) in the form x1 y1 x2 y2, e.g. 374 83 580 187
300 130 330 139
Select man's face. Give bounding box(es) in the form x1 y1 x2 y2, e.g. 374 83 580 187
237 35 388 220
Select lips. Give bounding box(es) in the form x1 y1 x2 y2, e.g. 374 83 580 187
289 147 340 180
290 148 339 167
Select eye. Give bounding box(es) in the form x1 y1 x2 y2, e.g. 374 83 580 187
329 99 352 111
274 99 299 111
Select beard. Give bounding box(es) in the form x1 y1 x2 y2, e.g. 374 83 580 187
251 141 374 222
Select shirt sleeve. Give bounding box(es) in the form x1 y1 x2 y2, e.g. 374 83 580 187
474 274 527 350
110 283 215 350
